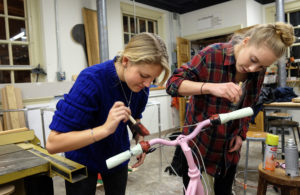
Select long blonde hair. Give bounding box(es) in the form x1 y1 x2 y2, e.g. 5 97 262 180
116 33 170 85
232 22 295 57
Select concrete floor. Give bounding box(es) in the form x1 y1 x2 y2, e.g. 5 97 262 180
52 128 299 195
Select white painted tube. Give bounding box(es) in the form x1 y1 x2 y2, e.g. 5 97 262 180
219 107 254 124
106 144 143 169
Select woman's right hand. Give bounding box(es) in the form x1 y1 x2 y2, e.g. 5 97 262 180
103 101 131 135
207 82 242 102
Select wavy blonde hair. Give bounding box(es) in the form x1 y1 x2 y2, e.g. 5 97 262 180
116 33 170 86
232 22 295 57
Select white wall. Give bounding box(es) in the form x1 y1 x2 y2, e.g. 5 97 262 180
180 0 247 38
38 0 176 82
40 0 87 82
246 0 263 26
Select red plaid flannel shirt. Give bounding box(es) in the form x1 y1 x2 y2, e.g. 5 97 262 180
166 42 265 176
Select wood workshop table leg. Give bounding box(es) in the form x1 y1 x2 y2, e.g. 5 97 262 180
257 173 267 195
263 109 268 132
281 187 288 195
288 187 300 195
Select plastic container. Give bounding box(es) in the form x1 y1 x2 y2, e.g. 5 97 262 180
263 133 279 171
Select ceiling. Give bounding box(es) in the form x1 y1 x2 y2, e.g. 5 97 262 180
135 0 276 14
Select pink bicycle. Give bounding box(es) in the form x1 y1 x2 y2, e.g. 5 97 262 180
106 107 254 195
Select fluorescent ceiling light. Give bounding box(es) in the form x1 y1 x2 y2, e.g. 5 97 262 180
10 31 25 41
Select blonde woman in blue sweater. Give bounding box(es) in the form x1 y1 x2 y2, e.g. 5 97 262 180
46 33 170 195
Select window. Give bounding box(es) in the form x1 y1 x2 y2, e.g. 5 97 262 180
286 10 300 61
265 1 300 81
265 1 300 62
0 0 31 83
122 14 158 44
120 2 165 84
120 2 164 46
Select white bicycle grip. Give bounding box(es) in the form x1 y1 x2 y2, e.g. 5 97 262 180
219 107 254 124
106 144 143 169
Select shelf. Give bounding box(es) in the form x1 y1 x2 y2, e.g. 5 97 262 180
286 67 298 70
286 80 300 83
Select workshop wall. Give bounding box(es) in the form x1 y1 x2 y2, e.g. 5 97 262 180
38 0 176 82
180 0 249 38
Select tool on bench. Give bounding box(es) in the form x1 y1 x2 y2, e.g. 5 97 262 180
128 115 150 136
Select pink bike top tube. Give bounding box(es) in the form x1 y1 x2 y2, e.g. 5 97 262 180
149 119 211 147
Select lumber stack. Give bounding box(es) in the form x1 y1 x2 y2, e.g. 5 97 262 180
1 85 26 130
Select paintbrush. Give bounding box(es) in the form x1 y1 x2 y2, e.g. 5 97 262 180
128 115 150 136
231 81 244 110
233 82 243 104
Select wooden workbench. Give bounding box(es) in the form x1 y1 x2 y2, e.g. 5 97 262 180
257 161 300 194
264 101 300 110
0 144 49 185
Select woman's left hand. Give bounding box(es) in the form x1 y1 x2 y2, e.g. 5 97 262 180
132 153 146 168
228 135 243 153
132 135 146 168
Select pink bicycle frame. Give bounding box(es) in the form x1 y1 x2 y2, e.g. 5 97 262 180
106 107 254 195
148 119 211 195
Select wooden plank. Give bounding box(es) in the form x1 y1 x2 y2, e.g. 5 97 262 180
15 88 26 128
5 85 20 129
0 116 3 131
0 144 24 156
1 88 12 130
0 129 34 146
82 7 100 66
1 86 26 130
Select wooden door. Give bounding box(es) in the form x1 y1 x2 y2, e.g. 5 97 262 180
176 37 191 130
82 8 100 66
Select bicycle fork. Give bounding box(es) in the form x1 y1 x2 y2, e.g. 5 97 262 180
179 138 207 195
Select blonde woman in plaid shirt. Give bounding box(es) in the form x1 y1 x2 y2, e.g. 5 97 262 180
166 22 295 195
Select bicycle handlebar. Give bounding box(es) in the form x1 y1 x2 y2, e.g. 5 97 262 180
106 144 143 169
106 107 254 169
218 107 253 124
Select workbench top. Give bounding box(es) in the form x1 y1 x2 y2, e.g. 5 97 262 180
0 144 49 184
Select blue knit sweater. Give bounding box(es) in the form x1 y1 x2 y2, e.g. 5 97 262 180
49 58 149 173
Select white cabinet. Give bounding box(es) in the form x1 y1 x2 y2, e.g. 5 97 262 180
141 89 179 135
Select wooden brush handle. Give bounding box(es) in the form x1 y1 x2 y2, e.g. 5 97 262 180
233 82 243 104
129 115 136 124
